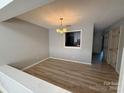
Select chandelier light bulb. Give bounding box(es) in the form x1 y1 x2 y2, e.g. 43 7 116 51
56 18 68 34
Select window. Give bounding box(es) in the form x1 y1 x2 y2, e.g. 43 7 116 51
65 30 81 48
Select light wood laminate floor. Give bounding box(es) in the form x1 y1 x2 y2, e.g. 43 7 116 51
24 58 118 93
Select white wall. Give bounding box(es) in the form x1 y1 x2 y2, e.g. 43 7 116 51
49 24 94 64
116 25 124 73
0 19 49 69
117 48 124 93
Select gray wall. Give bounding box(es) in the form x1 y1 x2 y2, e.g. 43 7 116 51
49 24 94 64
0 19 49 69
93 30 103 54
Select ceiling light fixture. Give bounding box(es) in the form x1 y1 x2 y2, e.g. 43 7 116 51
0 0 13 9
56 18 68 34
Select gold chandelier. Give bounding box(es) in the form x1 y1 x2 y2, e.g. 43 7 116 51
56 18 67 34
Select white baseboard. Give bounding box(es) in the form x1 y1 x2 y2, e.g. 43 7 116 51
49 57 91 65
22 57 49 71
22 57 91 71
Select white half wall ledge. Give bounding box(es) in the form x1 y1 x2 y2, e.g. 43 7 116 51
0 65 71 93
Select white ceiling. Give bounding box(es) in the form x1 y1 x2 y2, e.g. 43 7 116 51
0 0 54 22
8 0 124 31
